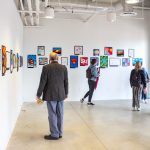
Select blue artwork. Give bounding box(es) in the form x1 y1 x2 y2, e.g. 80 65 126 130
70 55 78 68
27 55 36 68
132 58 143 66
90 57 99 66
122 58 130 67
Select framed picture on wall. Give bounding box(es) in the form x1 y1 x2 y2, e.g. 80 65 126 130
6 51 10 71
16 53 20 72
90 57 99 66
53 47 62 55
0 49 2 72
117 49 124 57
80 57 88 66
100 56 108 68
2 45 7 76
70 55 78 68
27 55 37 68
109 58 121 67
122 58 130 67
37 46 45 56
20 56 23 67
104 47 113 55
132 58 143 66
61 57 68 66
74 46 83 55
10 50 13 73
39 57 48 65
128 49 134 58
93 49 100 56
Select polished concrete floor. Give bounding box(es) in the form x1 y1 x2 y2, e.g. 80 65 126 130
7 100 150 150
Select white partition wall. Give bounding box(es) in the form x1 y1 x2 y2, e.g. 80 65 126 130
0 1 23 150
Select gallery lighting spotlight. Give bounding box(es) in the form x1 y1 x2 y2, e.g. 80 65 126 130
45 6 55 19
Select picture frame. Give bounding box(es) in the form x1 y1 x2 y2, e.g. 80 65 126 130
100 56 108 68
16 53 19 72
104 47 113 55
2 45 7 76
109 58 121 67
27 55 36 68
117 49 124 57
10 50 13 73
37 46 45 56
20 56 23 67
70 55 78 68
122 58 130 67
132 58 143 66
93 49 100 56
39 57 48 65
128 49 134 58
0 49 2 72
80 57 88 66
61 57 68 66
53 47 62 55
74 46 83 55
90 57 99 66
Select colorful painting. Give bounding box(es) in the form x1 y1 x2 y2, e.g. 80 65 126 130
122 58 130 66
117 49 124 57
109 58 121 67
0 49 2 71
90 57 99 66
16 53 19 72
2 46 7 76
100 56 108 68
13 54 16 68
6 51 10 71
70 55 78 68
128 49 134 58
10 50 13 73
80 57 88 66
27 55 36 68
74 46 83 55
37 46 45 56
104 47 113 55
61 57 68 66
132 58 143 66
53 47 62 55
20 56 23 67
39 57 48 65
93 49 100 56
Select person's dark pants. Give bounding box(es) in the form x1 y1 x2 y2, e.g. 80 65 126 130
83 80 96 103
141 89 147 100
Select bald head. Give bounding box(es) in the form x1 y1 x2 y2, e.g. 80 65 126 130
50 52 58 61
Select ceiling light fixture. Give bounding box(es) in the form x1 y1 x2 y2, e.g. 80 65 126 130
45 6 55 19
125 0 140 4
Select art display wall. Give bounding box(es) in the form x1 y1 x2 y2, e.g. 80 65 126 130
23 15 149 102
0 0 23 150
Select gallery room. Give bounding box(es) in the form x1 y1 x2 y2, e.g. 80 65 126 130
0 0 150 150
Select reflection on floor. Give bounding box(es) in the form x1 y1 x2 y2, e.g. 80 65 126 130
7 100 150 150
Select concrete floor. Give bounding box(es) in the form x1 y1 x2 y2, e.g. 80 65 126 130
7 100 150 150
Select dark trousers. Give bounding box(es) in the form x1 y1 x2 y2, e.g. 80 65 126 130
141 89 147 100
83 80 96 102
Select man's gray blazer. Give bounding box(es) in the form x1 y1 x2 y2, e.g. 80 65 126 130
37 61 68 101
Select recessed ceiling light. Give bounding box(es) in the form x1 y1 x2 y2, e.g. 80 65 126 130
125 0 140 4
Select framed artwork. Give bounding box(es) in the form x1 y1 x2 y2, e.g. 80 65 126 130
61 57 68 66
2 45 7 76
104 47 113 55
122 58 130 67
6 51 10 71
93 49 100 56
53 47 62 55
70 55 78 68
0 49 2 71
27 55 36 68
132 58 143 66
20 56 23 67
117 49 124 57
74 46 83 55
10 50 13 73
80 57 88 66
90 57 99 66
128 49 134 58
37 46 45 56
16 53 19 72
13 54 16 68
109 58 121 67
39 57 48 65
100 56 108 68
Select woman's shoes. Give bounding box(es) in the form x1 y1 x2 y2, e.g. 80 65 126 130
87 102 95 105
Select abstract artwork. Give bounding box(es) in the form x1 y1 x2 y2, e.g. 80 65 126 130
109 58 121 67
61 57 68 66
132 58 143 66
10 50 13 73
90 57 99 66
122 58 130 67
20 56 23 67
39 57 48 65
2 45 7 76
27 55 36 68
37 46 45 56
100 56 108 68
13 54 16 68
117 49 124 57
128 49 134 58
104 47 113 55
93 49 100 56
80 57 88 66
0 49 2 71
53 47 62 55
70 55 78 68
74 46 83 55
17 53 19 72
6 51 10 71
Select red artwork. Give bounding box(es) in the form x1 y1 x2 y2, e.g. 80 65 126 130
80 57 88 66
104 47 113 55
2 45 7 76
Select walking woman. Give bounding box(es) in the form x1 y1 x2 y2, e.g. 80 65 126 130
130 62 146 111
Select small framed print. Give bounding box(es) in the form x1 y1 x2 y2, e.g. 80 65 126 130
53 47 62 55
117 49 124 57
37 46 45 56
128 49 134 58
109 58 121 67
132 58 143 66
27 55 36 68
61 57 68 66
70 55 78 68
74 46 83 55
93 49 100 56
104 47 113 55
122 58 130 67
90 57 99 66
39 57 48 65
80 57 88 66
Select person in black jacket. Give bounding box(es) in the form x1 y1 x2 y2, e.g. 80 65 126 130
36 52 68 140
130 62 146 111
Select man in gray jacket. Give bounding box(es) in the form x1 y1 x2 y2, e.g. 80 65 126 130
36 52 68 140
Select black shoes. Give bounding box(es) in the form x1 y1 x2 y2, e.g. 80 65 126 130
44 135 62 140
87 102 95 105
80 98 84 103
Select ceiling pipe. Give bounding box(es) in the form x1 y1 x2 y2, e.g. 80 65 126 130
26 0 34 25
35 0 40 25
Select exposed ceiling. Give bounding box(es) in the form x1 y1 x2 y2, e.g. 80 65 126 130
14 0 150 26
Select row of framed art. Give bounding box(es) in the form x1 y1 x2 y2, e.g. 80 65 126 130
0 45 23 76
27 54 143 68
37 46 135 57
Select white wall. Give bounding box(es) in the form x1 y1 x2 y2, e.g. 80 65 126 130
23 14 149 102
0 1 23 150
